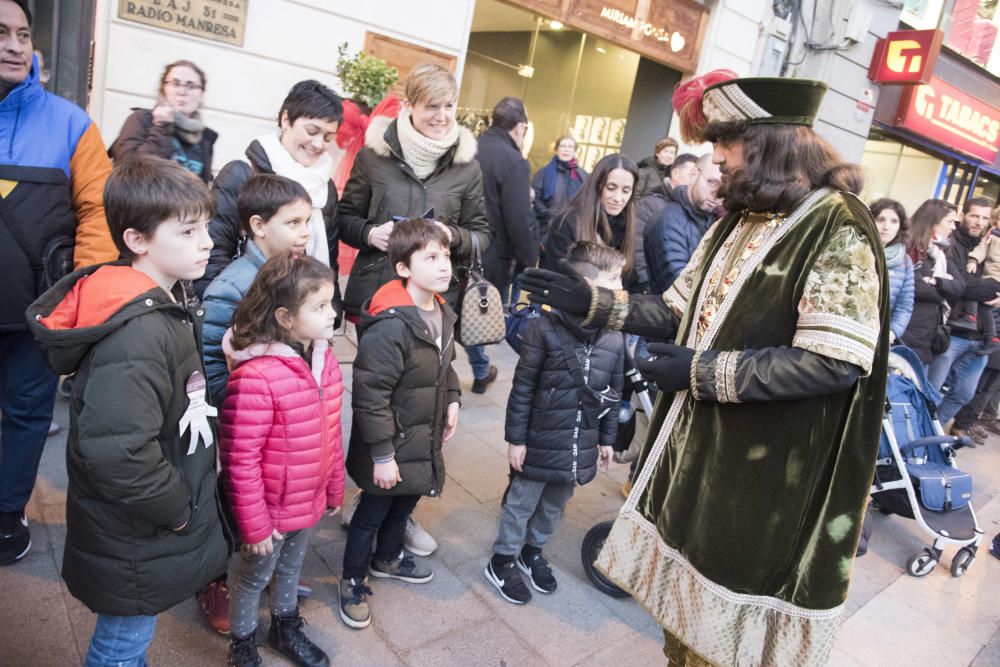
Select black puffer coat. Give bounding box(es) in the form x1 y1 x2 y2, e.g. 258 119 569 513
505 311 624 485
336 116 490 316
347 281 461 497
194 139 340 298
27 262 230 615
900 249 964 363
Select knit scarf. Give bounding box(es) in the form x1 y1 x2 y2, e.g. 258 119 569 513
541 156 583 202
396 107 459 180
159 96 205 144
255 132 333 267
884 241 905 270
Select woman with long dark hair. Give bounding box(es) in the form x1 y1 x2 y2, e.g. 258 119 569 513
110 60 217 183
900 198 963 364
542 153 646 292
870 198 913 343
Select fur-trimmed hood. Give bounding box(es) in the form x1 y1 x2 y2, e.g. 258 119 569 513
364 115 478 165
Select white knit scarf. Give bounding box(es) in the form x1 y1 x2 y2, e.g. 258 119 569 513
255 132 333 267
396 108 460 180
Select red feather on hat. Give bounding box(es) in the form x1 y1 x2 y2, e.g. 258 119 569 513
672 69 738 143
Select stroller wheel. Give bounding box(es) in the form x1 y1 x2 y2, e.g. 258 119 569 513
950 547 976 577
581 521 629 598
906 550 938 577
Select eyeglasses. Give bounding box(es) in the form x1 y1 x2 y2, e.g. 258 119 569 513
165 79 203 91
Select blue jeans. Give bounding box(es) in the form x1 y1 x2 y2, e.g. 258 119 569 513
0 330 58 512
465 345 491 380
85 614 158 667
928 336 989 424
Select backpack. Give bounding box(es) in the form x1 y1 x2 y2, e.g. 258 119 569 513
505 302 541 354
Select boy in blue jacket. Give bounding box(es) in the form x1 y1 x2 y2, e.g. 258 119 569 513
202 174 313 406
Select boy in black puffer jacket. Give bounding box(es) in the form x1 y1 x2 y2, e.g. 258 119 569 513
340 219 462 630
485 242 624 604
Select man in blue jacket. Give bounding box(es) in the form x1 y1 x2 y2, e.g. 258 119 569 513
643 154 721 294
0 0 116 566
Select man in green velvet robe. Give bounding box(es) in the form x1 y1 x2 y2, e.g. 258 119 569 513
521 73 889 666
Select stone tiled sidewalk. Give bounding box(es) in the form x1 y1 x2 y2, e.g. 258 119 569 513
4 332 1000 666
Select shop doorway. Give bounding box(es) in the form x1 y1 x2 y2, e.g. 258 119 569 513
26 0 97 107
459 0 680 173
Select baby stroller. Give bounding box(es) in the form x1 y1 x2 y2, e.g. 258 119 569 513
581 336 655 598
870 346 984 577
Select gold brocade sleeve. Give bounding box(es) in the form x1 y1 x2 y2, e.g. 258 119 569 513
663 223 721 319
792 225 880 375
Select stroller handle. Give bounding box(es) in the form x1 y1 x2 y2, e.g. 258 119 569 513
898 434 972 458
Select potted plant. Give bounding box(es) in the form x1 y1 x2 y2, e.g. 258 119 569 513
336 43 398 114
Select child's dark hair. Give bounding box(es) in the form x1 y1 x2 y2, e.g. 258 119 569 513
567 241 625 274
105 155 215 260
230 253 334 350
237 174 312 235
388 218 451 268
278 80 343 126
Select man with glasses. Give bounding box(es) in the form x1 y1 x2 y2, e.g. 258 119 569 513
0 0 116 565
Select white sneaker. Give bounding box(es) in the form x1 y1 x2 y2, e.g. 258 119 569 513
341 489 362 528
404 517 437 556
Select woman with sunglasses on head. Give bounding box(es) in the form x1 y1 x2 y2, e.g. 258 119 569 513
110 60 217 183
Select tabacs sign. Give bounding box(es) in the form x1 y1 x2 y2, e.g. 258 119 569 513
896 77 1000 163
118 0 248 47
868 29 942 85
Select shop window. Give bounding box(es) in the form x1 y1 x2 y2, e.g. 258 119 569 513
902 0 1000 76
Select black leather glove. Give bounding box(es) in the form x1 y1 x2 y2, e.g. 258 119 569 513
638 342 695 393
520 260 593 316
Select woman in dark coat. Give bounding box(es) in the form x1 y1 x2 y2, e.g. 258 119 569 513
531 135 587 232
543 153 647 293
336 64 490 319
900 199 964 364
109 60 217 183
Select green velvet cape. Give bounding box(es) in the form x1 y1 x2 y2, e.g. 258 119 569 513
595 190 890 666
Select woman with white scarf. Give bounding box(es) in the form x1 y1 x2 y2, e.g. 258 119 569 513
901 198 964 366
195 80 343 300
337 63 492 385
110 60 218 183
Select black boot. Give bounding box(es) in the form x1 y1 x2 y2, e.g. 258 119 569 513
267 609 330 667
226 633 261 667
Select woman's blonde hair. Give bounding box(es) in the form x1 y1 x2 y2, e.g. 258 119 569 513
405 63 458 106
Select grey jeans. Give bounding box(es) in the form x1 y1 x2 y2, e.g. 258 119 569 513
493 475 575 556
230 526 314 639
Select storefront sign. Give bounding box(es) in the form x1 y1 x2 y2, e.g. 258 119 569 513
117 0 248 46
868 29 942 84
898 77 999 163
500 0 707 72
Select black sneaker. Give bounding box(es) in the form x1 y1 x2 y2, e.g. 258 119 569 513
517 551 557 594
484 558 532 604
0 511 30 565
471 365 498 394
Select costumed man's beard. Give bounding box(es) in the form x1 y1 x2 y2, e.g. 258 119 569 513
716 164 741 212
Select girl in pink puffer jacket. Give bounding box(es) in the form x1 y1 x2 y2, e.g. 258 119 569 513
219 254 344 667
